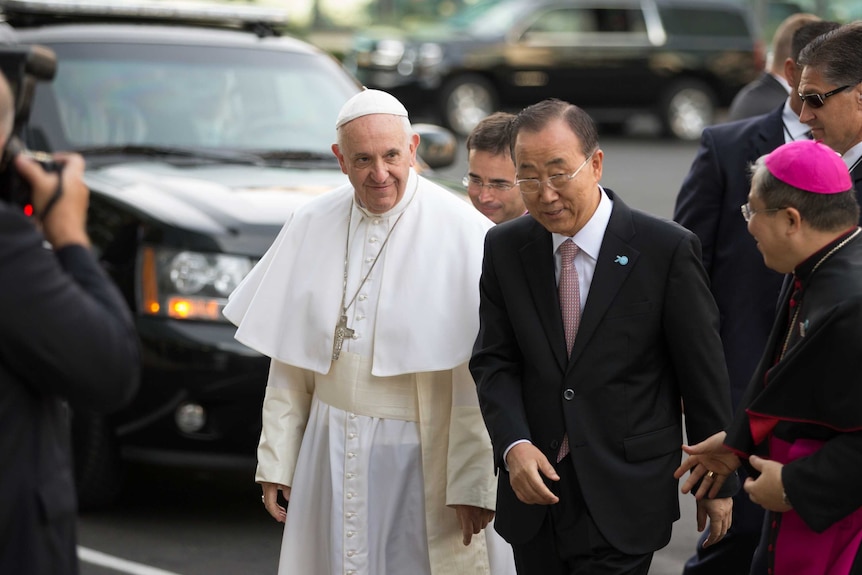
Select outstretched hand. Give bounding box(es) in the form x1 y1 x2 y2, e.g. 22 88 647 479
674 431 741 499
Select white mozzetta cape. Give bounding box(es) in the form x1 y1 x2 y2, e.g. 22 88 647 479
224 169 493 376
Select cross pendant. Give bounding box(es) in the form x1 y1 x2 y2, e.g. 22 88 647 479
332 315 355 360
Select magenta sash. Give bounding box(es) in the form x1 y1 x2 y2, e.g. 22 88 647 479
770 437 862 574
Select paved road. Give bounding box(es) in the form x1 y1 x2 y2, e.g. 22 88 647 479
78 132 714 575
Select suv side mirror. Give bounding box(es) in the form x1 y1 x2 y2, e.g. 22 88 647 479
414 123 456 169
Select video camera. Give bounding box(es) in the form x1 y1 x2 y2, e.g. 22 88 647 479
0 43 56 210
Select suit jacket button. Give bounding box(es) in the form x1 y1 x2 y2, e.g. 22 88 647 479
550 439 559 449
563 388 575 400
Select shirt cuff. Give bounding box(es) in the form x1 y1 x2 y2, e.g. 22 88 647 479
502 439 532 471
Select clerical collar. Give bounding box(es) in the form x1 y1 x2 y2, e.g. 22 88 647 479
354 168 419 220
793 227 861 281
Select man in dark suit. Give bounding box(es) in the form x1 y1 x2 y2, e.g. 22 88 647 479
798 22 862 190
672 19 840 575
676 138 862 574
470 98 737 575
0 71 140 574
727 13 820 122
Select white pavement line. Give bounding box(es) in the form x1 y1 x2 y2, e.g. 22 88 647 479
78 546 184 575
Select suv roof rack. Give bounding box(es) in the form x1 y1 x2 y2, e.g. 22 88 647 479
0 0 290 37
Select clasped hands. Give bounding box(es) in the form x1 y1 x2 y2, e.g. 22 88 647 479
674 431 792 513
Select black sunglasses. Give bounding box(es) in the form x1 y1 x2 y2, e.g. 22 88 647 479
799 84 853 109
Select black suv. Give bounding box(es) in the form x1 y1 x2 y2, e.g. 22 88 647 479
346 0 763 140
1 0 455 508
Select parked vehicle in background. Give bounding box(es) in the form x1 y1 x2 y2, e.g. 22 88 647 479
0 0 456 509
346 0 763 141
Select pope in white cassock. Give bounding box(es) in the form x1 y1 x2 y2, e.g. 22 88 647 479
223 89 513 575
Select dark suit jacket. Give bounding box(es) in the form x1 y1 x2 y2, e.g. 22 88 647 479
727 72 788 122
674 106 786 410
0 204 139 575
470 189 735 555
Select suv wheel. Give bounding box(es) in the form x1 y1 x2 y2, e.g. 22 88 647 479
440 74 497 137
660 79 716 141
72 410 124 511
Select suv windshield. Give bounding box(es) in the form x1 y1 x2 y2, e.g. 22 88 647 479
31 41 359 156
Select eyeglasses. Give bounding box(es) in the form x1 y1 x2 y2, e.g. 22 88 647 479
461 175 515 192
740 202 786 222
516 151 595 195
798 84 854 109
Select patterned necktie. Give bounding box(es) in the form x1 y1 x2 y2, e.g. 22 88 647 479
559 239 581 355
557 239 580 462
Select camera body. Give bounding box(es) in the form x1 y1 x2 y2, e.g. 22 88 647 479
0 43 57 209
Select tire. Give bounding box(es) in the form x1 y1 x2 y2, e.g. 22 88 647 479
439 74 497 138
660 79 716 141
72 410 124 511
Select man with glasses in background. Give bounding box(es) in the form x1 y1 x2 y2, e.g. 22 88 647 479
797 21 862 193
470 98 737 575
465 112 525 225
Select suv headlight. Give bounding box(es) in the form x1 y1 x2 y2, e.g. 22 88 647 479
138 246 254 322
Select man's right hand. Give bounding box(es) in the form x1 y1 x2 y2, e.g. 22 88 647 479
505 442 560 505
15 151 90 248
674 431 741 499
261 482 290 523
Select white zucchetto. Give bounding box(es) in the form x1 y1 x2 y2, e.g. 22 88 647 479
335 88 409 129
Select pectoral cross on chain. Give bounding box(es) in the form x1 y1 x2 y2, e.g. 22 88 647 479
332 315 355 360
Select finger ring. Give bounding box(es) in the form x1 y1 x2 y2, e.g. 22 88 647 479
706 471 716 479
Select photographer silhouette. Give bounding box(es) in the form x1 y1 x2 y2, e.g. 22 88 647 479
0 64 140 574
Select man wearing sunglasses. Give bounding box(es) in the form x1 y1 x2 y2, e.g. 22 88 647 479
797 21 862 194
673 17 839 575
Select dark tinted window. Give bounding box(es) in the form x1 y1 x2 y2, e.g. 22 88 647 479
658 7 750 37
529 8 645 33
